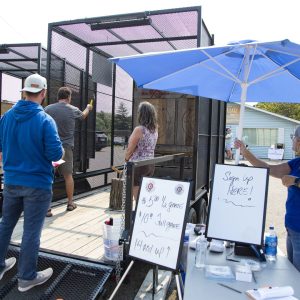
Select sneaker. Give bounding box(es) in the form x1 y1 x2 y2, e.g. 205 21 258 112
0 257 16 280
18 268 53 292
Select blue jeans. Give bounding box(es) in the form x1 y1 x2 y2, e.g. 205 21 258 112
286 227 300 272
0 185 52 280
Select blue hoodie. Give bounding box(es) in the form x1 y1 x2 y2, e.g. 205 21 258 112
0 100 63 190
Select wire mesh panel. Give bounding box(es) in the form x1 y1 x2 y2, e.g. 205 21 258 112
112 66 133 166
47 6 224 198
40 48 47 77
0 44 42 79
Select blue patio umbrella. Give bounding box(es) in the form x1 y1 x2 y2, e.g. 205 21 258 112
110 39 300 163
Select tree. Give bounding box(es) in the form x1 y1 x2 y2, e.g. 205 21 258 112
115 102 131 130
96 111 111 133
255 103 300 121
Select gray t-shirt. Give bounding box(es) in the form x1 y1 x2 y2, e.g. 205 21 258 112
45 102 83 147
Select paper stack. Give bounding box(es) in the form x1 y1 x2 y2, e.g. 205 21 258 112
246 286 298 300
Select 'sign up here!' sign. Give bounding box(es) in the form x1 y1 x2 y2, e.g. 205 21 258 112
207 164 269 246
129 177 191 270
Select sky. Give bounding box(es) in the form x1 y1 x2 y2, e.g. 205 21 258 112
1 0 300 101
1 0 300 47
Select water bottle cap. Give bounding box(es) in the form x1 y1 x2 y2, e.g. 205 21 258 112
269 226 274 230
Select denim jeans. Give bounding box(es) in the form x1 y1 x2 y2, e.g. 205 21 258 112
0 185 52 280
286 227 300 272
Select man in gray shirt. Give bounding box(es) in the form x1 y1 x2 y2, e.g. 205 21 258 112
45 87 93 214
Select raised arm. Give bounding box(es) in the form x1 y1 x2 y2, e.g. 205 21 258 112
234 139 290 178
82 104 93 119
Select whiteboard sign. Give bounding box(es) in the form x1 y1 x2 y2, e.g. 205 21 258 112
129 177 191 270
207 164 269 246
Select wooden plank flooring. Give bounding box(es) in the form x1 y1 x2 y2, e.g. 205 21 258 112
10 186 123 261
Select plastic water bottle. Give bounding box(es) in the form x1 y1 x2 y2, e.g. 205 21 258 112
264 225 277 262
195 233 207 268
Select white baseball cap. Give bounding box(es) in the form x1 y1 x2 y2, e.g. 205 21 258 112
21 74 47 93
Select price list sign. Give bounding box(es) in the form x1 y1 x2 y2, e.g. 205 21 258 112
129 177 191 270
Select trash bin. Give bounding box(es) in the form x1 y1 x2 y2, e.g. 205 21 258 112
103 218 123 261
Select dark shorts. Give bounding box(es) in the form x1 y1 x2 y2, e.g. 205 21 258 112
58 146 73 176
134 164 155 186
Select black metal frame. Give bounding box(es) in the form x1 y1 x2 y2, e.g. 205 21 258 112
0 43 43 77
46 6 210 194
0 43 46 115
1 244 113 300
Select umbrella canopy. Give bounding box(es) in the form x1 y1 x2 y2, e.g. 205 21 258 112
110 39 300 163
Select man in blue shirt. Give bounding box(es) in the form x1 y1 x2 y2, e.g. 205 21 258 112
0 74 63 291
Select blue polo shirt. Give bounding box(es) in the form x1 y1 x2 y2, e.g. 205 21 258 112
286 157 300 232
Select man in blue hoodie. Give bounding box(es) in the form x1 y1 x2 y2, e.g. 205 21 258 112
0 74 63 292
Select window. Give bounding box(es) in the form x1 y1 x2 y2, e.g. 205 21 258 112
243 128 278 146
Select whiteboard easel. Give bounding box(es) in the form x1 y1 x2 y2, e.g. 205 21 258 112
109 177 191 300
206 164 269 246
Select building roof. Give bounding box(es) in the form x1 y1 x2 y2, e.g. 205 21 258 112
243 103 300 125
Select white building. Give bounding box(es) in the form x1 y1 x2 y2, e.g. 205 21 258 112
227 103 300 160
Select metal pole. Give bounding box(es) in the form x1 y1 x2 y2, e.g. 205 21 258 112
111 63 116 167
152 267 155 299
151 265 159 299
108 260 135 300
125 162 133 231
175 273 183 300
235 46 250 165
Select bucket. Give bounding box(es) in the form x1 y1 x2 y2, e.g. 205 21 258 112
103 218 123 261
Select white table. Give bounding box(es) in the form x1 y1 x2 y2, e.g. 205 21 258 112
183 242 300 299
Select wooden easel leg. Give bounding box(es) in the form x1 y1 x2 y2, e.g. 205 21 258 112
108 260 135 300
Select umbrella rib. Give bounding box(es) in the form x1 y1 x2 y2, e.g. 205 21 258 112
142 51 241 87
201 49 242 83
200 64 241 82
245 44 257 82
249 56 300 86
262 46 300 58
142 45 245 87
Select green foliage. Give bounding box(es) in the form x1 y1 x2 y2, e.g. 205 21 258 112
115 102 131 130
95 101 132 143
96 111 112 133
255 103 300 121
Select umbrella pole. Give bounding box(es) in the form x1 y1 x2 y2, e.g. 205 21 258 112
235 46 250 165
235 84 247 165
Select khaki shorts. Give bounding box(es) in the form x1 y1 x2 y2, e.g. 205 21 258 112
58 146 73 176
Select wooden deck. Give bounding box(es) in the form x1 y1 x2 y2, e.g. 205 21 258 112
11 186 122 261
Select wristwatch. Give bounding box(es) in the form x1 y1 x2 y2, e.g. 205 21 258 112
294 177 300 188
